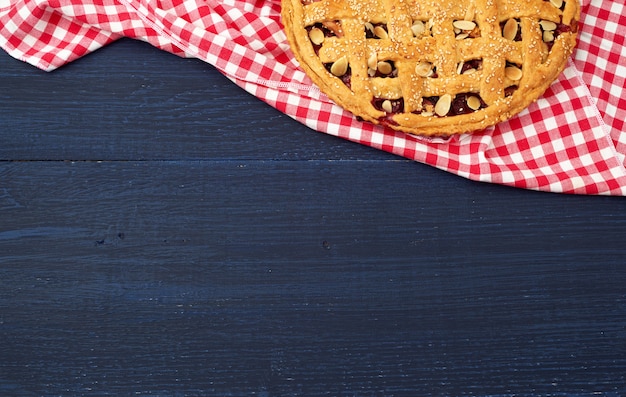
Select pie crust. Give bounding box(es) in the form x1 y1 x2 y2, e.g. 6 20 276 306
281 0 580 136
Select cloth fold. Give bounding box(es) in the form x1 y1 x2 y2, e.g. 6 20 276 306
2 0 625 195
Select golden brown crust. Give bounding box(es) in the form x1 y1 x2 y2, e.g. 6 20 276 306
281 0 580 136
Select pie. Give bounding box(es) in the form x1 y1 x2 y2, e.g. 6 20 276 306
281 0 580 136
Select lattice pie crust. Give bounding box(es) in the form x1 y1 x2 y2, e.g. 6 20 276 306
281 0 580 136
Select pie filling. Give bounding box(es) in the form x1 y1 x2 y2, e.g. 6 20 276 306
306 21 343 54
420 94 487 117
324 62 352 88
449 94 487 115
457 59 482 75
372 97 404 114
365 22 390 40
372 93 487 121
369 60 398 78
541 20 575 51
505 86 518 97
501 19 522 41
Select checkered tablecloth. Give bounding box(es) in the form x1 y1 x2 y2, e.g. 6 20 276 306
2 0 625 195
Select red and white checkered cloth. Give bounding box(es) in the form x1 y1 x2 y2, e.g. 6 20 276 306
2 0 625 195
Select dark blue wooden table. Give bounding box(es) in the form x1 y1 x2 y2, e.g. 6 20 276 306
1 39 625 396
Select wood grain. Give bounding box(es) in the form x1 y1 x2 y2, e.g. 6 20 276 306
1 39 626 396
0 39 390 162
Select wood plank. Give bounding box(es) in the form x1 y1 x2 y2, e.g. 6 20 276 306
1 160 625 395
3 31 626 397
0 39 393 162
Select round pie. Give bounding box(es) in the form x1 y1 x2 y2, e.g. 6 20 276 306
281 0 580 136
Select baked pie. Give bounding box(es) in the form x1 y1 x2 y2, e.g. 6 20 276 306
281 0 580 136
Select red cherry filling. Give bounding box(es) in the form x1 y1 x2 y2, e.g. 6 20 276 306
419 96 438 115
306 22 342 54
306 23 338 38
505 86 518 97
542 21 573 51
458 59 482 74
372 97 404 113
371 61 398 78
324 63 352 88
371 93 487 118
372 97 403 126
413 94 487 117
500 19 522 41
556 22 573 35
450 94 486 115
365 23 389 39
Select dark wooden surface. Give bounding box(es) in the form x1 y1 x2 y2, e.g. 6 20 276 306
1 39 625 396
